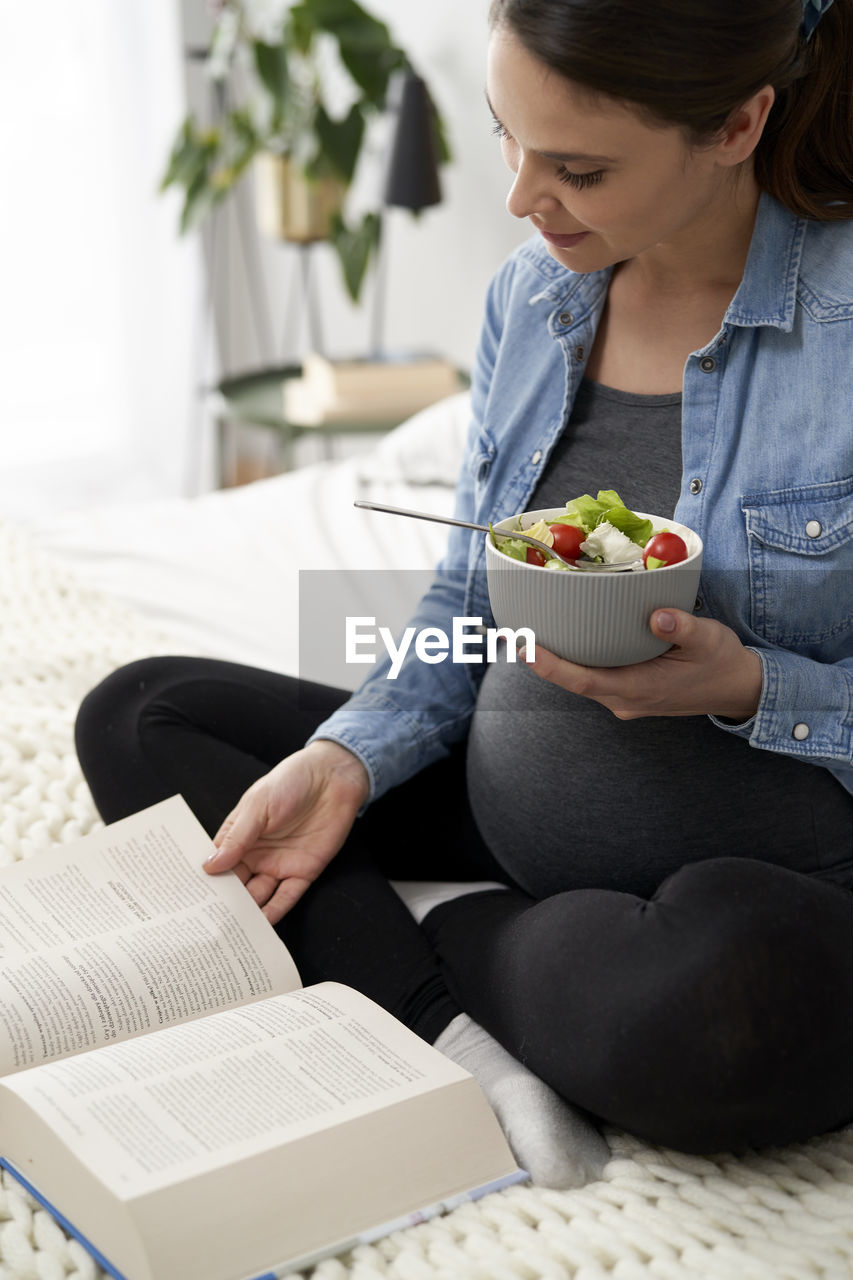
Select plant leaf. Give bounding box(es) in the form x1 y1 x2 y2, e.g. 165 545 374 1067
160 117 219 193
252 39 290 117
229 106 259 147
432 105 453 166
331 210 381 302
160 119 195 191
226 107 262 180
180 169 223 234
288 2 316 54
292 0 379 30
338 40 405 108
313 103 364 183
291 0 405 106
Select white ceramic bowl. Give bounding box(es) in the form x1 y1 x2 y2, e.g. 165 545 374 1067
485 508 703 667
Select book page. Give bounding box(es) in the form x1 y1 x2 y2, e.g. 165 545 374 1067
2 983 472 1197
0 797 300 1075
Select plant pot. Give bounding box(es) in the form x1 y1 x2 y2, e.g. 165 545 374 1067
254 153 346 243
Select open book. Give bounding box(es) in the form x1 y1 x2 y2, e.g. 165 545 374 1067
0 796 522 1280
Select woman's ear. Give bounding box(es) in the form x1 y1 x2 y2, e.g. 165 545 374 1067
715 85 776 167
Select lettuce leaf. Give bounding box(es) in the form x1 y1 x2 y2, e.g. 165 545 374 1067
603 505 653 547
562 492 614 531
489 524 528 562
561 489 651 547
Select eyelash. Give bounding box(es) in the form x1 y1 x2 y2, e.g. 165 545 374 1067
491 122 605 191
556 166 604 190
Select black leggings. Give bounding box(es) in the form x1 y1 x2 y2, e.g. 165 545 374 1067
75 655 853 1155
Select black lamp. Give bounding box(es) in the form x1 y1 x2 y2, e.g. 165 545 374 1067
383 71 443 212
371 70 444 354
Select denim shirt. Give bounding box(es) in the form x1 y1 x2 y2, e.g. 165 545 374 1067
311 194 853 803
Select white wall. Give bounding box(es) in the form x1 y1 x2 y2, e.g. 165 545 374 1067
0 2 530 519
0 1 202 519
195 0 530 376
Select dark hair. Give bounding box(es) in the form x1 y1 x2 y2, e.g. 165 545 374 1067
488 0 853 220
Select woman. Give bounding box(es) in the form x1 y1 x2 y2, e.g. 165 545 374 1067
76 0 853 1185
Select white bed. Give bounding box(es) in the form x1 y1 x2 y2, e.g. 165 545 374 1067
2 393 853 1279
30 394 471 684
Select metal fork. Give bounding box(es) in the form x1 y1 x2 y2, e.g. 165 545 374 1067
353 499 642 571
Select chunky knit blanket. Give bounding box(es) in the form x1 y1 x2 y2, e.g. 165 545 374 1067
2 517 852 1280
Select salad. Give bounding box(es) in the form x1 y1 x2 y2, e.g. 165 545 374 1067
490 489 689 571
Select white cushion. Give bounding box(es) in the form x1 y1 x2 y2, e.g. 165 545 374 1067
354 392 470 487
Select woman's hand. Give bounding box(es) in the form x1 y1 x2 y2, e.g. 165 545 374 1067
204 739 370 924
523 608 762 722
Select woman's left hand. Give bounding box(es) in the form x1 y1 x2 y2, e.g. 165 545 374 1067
522 608 762 722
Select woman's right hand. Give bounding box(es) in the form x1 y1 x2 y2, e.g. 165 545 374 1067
204 739 370 924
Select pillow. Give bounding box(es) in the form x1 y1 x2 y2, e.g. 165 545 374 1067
354 391 471 487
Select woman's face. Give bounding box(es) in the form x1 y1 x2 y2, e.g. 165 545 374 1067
487 26 739 273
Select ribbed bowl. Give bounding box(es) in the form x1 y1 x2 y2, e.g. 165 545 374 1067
485 509 703 667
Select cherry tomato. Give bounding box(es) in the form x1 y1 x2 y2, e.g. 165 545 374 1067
526 546 547 566
643 531 688 568
548 523 585 561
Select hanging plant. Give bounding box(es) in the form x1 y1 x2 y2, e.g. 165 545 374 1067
161 0 450 303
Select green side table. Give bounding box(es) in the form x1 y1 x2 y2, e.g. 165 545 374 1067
210 363 469 488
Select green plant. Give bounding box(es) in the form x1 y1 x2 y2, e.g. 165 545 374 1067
161 0 449 303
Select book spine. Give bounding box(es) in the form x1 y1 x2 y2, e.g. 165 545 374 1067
357 1168 530 1241
245 1169 529 1280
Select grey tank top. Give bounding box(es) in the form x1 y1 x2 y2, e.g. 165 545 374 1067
524 377 684 515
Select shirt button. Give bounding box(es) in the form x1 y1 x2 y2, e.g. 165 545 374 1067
558 311 574 325
531 450 542 465
805 519 822 538
699 356 717 373
574 345 585 361
694 596 703 611
689 477 703 495
792 723 810 741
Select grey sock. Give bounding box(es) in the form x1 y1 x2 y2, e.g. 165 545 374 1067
434 1013 610 1189
389 878 508 925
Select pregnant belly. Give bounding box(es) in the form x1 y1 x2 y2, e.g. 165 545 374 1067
465 656 838 898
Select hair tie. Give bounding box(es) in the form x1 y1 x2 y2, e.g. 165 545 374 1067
801 0 835 39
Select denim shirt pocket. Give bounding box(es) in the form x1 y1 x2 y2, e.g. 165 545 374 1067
743 477 853 653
